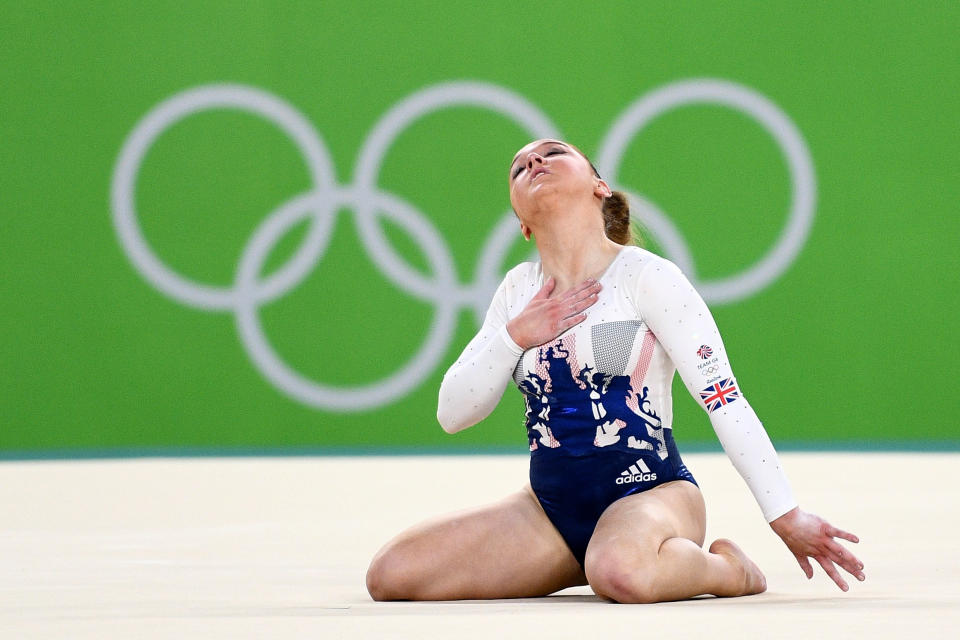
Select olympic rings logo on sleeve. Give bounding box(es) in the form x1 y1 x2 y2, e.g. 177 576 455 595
110 78 816 412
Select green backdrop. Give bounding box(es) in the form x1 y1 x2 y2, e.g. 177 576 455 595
2 2 958 456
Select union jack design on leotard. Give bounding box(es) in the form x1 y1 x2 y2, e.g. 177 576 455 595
697 345 713 360
700 378 739 413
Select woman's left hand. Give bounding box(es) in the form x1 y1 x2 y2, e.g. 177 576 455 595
769 507 865 591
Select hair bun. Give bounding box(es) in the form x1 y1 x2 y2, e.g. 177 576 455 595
602 191 632 245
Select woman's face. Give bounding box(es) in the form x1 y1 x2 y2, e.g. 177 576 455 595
508 139 597 216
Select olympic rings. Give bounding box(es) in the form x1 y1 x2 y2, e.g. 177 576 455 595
111 85 338 310
110 79 816 411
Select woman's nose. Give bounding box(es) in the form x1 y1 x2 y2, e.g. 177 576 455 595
526 153 544 169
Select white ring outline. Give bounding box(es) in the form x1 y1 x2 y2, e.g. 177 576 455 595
110 78 816 411
111 84 338 311
234 188 459 410
351 81 559 307
596 78 816 303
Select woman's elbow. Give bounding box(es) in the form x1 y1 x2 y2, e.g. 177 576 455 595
436 386 470 433
436 406 466 434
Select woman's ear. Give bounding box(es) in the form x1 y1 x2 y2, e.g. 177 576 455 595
594 179 612 199
520 223 532 241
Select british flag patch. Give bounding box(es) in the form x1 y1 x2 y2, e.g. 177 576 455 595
700 378 739 413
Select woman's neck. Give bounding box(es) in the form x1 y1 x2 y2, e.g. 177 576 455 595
535 230 623 293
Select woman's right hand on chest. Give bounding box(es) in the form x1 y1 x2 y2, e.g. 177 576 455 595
505 277 602 350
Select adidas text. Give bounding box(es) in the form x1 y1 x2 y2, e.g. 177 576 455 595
616 472 657 485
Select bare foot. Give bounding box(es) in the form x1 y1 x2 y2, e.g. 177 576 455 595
709 538 767 596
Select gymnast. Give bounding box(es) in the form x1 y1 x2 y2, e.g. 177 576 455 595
366 139 865 603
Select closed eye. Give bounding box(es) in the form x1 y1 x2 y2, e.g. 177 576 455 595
511 147 566 179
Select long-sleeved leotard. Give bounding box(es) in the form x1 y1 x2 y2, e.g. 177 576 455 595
437 246 796 563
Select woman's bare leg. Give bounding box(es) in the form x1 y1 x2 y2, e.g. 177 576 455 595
366 486 585 601
584 480 766 603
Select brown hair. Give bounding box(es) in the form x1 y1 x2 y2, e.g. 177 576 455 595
601 190 633 246
580 153 637 247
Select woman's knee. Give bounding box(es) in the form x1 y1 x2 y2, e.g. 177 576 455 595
366 542 417 601
584 544 658 604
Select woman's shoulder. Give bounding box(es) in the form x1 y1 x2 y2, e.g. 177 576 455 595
617 245 677 276
614 246 694 300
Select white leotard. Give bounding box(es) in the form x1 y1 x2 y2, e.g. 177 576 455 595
437 246 796 523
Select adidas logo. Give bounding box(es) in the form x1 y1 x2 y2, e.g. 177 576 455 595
616 458 657 485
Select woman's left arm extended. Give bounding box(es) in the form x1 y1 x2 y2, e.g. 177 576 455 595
636 257 865 590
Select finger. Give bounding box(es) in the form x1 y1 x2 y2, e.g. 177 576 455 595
825 540 862 569
843 560 866 582
815 555 849 592
827 551 864 582
567 283 602 306
829 546 866 581
560 278 598 300
795 554 814 579
827 526 859 544
561 313 588 331
824 539 847 559
567 292 600 315
534 277 556 300
824 546 845 566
